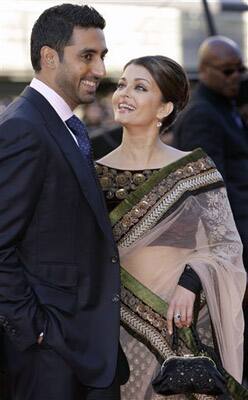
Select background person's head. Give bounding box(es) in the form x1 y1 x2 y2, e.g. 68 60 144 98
198 35 245 98
31 4 107 109
113 55 189 133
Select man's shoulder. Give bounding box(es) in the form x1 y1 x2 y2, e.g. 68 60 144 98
0 91 48 145
0 89 43 127
176 101 216 128
172 86 227 143
187 87 216 111
177 87 223 125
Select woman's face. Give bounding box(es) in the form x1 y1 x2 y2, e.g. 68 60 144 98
112 63 165 129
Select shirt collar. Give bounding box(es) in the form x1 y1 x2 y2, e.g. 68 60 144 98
30 77 73 122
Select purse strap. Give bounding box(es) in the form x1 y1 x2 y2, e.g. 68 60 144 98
172 323 205 354
171 323 179 352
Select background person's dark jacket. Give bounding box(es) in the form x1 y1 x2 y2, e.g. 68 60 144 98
173 82 248 272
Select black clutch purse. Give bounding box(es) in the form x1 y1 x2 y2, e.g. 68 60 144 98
152 325 227 396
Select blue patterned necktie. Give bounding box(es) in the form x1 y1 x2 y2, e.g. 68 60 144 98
66 115 93 166
66 114 108 213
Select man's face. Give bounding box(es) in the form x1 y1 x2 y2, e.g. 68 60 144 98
201 52 245 98
53 27 107 109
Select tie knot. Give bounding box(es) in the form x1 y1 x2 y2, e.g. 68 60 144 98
66 115 87 137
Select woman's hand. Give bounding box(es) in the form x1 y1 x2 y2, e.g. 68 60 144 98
167 285 196 335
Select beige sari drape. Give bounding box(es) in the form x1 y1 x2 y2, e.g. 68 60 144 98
108 149 247 400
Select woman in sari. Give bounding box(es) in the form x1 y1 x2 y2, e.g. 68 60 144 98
96 55 247 399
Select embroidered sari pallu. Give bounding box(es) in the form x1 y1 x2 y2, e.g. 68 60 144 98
109 149 248 400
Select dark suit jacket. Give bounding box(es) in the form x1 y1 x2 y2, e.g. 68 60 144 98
173 83 248 270
0 86 121 387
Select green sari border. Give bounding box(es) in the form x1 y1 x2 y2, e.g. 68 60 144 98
121 267 168 317
110 148 208 227
121 267 197 351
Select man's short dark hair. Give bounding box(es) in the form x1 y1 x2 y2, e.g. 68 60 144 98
31 3 106 72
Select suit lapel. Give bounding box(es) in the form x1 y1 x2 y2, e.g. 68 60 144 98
21 87 114 244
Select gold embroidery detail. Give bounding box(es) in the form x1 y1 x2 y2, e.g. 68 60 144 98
133 173 146 185
116 188 128 199
121 286 167 335
116 173 130 187
100 175 112 189
121 304 173 360
96 164 159 201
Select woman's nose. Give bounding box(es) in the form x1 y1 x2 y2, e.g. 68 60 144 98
121 86 131 97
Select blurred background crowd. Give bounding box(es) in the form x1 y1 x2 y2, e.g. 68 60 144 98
0 0 248 158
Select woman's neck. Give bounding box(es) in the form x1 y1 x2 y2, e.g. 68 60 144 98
115 127 167 170
98 126 188 171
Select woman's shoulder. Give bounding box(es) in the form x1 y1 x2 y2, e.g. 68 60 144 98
96 148 121 168
96 145 209 171
163 146 191 163
161 145 207 167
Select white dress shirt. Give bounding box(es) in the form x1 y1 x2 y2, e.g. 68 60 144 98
30 78 78 144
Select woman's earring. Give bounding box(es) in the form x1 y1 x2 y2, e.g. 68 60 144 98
156 120 162 127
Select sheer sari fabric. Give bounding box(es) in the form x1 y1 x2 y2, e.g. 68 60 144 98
119 190 245 382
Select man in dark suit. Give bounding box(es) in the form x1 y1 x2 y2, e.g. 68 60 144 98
0 4 127 399
172 35 248 382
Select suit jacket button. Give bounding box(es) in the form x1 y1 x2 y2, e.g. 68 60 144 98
111 255 118 263
112 294 120 303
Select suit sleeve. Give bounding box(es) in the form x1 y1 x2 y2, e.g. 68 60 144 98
172 104 226 179
0 118 47 350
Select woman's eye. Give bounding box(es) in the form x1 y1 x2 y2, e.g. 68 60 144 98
116 82 125 89
135 85 147 91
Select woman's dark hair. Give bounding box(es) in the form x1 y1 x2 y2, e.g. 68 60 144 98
124 55 190 131
31 4 105 72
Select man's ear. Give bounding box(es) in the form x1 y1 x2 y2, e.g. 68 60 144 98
40 46 59 69
157 101 174 120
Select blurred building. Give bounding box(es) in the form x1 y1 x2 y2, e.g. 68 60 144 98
0 1 248 95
